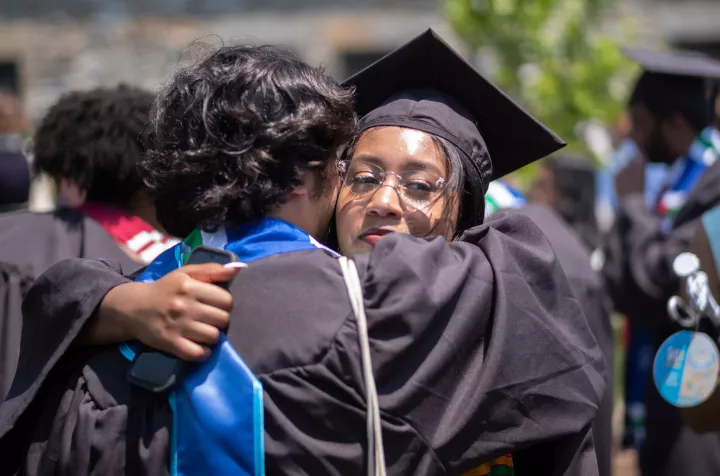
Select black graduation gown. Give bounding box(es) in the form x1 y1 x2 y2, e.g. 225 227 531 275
513 204 614 476
0 212 605 476
602 160 720 476
0 209 142 400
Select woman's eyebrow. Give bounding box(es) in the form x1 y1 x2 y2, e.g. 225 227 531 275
352 154 444 175
403 159 443 176
351 154 384 167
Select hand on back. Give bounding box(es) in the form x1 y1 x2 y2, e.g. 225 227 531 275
94 263 239 361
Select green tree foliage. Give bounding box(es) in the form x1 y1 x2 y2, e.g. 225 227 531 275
445 0 638 181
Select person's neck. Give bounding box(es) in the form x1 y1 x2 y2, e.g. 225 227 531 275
267 208 312 236
266 194 326 240
127 193 165 234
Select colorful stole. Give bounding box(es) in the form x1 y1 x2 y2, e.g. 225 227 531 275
702 204 720 276
76 202 178 263
120 218 338 476
484 180 526 218
656 127 720 233
462 455 514 476
623 127 720 449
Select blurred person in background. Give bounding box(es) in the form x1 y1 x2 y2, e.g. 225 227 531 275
0 85 175 400
0 92 30 213
602 48 720 476
530 155 600 251
521 155 614 476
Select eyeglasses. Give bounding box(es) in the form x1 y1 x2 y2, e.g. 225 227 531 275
338 159 446 209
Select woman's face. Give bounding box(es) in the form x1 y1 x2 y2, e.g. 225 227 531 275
335 126 458 256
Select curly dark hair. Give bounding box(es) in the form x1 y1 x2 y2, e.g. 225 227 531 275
32 85 153 209
143 45 356 237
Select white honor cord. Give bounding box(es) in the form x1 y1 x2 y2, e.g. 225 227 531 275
671 253 720 329
339 257 387 476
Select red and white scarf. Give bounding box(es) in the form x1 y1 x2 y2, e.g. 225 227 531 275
77 203 178 264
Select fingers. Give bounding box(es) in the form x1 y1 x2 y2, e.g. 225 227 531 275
168 339 212 362
181 319 223 346
181 279 234 312
183 300 230 329
181 263 241 284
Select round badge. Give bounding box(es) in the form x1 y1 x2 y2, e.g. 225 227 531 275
653 331 720 407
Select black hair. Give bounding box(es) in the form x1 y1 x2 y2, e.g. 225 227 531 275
433 136 486 237
337 127 485 240
544 155 599 250
32 85 153 209
630 73 711 133
143 45 357 237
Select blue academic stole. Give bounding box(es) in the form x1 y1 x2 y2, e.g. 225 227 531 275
119 218 339 476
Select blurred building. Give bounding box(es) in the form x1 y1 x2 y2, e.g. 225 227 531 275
629 0 720 57
1 0 719 122
0 0 465 122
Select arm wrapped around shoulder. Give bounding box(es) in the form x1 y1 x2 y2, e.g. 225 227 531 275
353 211 606 474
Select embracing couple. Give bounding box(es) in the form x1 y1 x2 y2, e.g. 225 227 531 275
0 30 605 476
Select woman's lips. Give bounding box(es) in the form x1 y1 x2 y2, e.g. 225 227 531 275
359 228 394 246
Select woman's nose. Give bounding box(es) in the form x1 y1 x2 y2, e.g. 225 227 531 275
366 183 403 218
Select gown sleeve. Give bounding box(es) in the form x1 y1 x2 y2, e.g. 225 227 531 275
0 259 131 440
348 211 606 475
0 262 33 401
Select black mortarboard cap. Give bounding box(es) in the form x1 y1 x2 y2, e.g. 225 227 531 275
624 47 720 124
342 29 565 184
623 48 720 79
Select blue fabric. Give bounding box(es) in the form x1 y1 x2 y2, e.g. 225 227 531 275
121 218 338 476
702 205 720 278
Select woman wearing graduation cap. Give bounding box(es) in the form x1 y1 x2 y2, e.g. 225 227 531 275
0 32 604 476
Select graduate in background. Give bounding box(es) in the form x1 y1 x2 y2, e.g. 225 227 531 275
0 33 604 475
524 156 614 476
530 156 600 252
476 156 616 476
0 86 175 400
602 48 720 476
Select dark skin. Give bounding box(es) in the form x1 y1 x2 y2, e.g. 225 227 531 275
616 102 698 199
528 164 559 210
